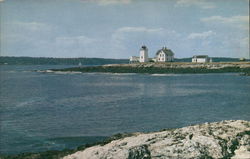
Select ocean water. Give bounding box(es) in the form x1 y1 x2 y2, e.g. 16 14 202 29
0 65 250 154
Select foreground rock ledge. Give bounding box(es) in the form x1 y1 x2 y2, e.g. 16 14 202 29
63 120 250 159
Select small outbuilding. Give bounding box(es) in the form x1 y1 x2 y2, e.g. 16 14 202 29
129 56 139 63
192 55 210 63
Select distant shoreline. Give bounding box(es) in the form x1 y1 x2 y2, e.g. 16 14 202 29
47 62 250 75
1 56 248 65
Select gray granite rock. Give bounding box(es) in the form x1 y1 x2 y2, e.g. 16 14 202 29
63 120 250 159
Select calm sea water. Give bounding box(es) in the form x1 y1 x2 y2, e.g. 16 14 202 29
0 65 250 154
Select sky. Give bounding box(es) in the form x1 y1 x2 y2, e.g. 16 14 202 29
0 0 249 59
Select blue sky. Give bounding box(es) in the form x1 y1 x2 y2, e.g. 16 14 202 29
0 0 249 58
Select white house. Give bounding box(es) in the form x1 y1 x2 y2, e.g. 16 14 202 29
129 56 139 63
129 45 175 63
192 55 210 63
139 45 149 63
155 47 174 62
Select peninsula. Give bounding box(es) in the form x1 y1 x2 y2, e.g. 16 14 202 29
47 62 250 75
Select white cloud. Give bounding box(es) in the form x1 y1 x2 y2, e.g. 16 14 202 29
187 30 216 39
80 0 131 5
53 35 100 57
55 36 97 45
112 27 177 40
241 37 249 46
98 0 131 5
9 21 52 32
112 27 165 41
201 15 249 30
239 36 249 51
176 0 216 9
2 21 53 45
219 36 249 58
201 15 249 24
109 26 181 58
116 27 164 33
0 0 4 2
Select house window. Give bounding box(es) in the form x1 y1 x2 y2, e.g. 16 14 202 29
141 56 143 59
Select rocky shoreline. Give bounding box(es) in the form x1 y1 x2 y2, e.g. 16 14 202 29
104 62 250 69
64 120 250 159
46 62 250 75
1 120 249 159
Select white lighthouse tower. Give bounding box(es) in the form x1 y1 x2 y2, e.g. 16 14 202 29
139 45 149 63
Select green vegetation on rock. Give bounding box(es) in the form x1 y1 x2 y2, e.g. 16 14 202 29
51 65 250 75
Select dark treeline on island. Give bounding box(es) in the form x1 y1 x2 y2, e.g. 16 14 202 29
0 56 128 65
0 56 247 65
